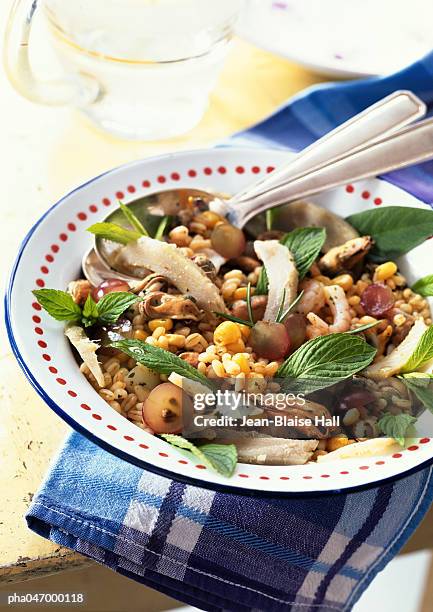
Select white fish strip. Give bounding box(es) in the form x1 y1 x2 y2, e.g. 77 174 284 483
64 324 105 387
121 237 226 313
254 240 298 321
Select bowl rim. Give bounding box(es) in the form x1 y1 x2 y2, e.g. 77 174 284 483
5 147 433 497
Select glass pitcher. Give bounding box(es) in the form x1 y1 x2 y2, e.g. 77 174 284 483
4 0 242 140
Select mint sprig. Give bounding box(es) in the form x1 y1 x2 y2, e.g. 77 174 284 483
161 434 237 477
412 274 433 297
346 206 433 262
377 412 417 446
82 293 100 327
110 339 215 389
277 333 377 393
256 227 326 294
33 288 140 328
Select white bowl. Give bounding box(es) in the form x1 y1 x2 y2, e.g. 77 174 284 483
5 147 433 495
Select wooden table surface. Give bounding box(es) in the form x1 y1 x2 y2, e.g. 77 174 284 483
1 0 432 583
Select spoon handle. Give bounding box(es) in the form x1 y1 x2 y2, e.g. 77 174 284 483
233 90 425 204
226 116 433 228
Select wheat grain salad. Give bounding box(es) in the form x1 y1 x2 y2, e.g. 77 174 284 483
33 197 433 476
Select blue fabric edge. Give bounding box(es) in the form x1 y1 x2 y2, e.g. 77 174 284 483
343 465 433 610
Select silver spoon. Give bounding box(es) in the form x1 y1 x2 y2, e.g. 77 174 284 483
83 91 426 285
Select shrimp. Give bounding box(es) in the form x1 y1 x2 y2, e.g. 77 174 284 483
306 284 351 338
295 279 326 315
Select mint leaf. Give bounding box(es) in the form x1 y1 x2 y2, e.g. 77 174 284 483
111 339 215 389
32 289 82 322
255 227 326 294
280 227 326 279
87 222 142 245
161 434 237 477
377 412 417 446
82 294 99 327
401 326 433 373
119 202 149 236
400 373 433 413
96 292 140 324
412 274 433 297
277 333 376 393
346 206 433 261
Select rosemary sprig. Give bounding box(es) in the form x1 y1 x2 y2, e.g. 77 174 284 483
213 311 253 327
276 290 304 324
246 282 254 325
275 289 287 324
346 320 383 334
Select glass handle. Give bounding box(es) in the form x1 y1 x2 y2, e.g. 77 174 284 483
4 0 100 106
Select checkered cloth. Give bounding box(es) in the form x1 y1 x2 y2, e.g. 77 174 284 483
27 52 433 611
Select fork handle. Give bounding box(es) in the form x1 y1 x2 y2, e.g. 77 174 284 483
224 116 433 228
233 90 425 203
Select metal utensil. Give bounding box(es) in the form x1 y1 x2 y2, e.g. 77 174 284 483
83 91 426 284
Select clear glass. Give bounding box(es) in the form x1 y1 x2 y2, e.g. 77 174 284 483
5 0 243 140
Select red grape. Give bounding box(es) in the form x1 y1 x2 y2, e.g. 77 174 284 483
283 314 307 353
360 283 395 317
142 383 187 434
91 278 130 302
211 223 246 259
250 321 290 360
341 390 375 409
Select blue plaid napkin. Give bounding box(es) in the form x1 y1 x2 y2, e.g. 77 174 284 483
26 52 433 611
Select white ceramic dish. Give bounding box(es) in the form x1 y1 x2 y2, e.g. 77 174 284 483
238 0 433 78
6 147 433 495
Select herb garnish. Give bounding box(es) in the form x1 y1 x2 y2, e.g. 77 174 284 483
119 202 149 236
412 274 433 297
277 333 377 393
346 206 433 262
110 339 215 389
154 216 171 241
32 289 82 322
256 227 326 294
346 320 383 334
377 413 417 446
276 291 304 324
87 222 142 245
400 373 433 413
161 434 237 477
88 201 170 244
213 311 253 327
246 282 254 325
401 326 433 373
33 289 140 328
